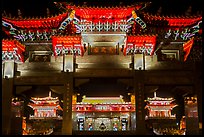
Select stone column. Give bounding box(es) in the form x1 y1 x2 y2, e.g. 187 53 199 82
62 73 73 135
2 61 15 135
64 55 74 72
127 115 130 130
73 55 76 72
2 78 13 135
134 54 143 70
116 43 119 55
3 61 15 78
143 52 145 70
131 54 134 70
134 70 146 134
88 43 91 55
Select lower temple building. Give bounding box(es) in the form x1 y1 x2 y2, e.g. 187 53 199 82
28 92 62 119
144 92 178 129
72 96 135 131
145 92 177 119
26 92 179 132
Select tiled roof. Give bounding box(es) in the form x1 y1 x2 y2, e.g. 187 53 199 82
82 96 124 104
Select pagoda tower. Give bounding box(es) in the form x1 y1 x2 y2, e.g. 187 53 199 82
28 91 62 119
145 92 177 119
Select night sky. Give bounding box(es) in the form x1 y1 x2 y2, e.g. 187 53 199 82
1 0 202 18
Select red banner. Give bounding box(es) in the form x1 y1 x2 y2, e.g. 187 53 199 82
183 38 194 61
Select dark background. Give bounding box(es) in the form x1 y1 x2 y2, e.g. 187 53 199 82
1 0 202 18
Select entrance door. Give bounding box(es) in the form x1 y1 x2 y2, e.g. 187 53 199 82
95 118 111 131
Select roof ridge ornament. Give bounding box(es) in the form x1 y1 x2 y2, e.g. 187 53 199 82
18 9 22 19
154 92 157 98
47 8 50 17
49 91 52 97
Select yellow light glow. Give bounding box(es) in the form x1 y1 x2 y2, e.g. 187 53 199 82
82 96 125 104
132 10 138 19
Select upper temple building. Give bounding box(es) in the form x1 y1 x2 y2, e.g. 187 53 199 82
2 1 202 135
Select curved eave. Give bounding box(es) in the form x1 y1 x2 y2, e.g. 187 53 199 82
147 99 174 101
74 8 134 20
63 3 145 20
64 3 144 10
2 12 68 29
127 35 157 43
2 39 25 52
127 34 157 37
143 13 202 27
30 97 59 101
146 104 177 107
166 16 202 27
28 104 59 107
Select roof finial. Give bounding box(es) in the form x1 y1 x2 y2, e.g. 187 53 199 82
154 92 157 98
156 7 162 15
83 2 87 7
185 6 192 16
9 13 12 18
47 8 50 17
49 91 51 97
3 10 7 16
18 9 22 18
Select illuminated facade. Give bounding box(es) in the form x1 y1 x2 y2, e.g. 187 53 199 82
2 3 202 66
28 92 62 119
145 92 177 119
2 1 202 135
27 94 136 131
